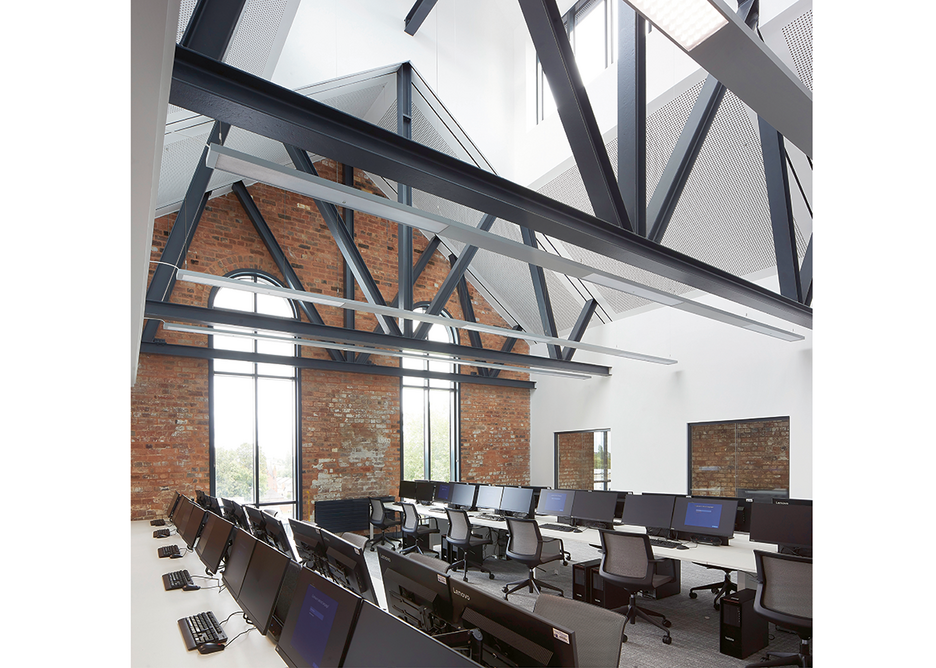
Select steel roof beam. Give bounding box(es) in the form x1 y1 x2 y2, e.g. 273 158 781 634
404 0 438 36
522 227 562 359
561 298 598 361
618 5 647 236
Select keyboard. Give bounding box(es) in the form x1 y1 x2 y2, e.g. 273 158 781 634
158 544 181 558
150 519 167 526
163 569 195 591
476 513 505 522
178 611 227 651
648 538 683 549
153 529 171 538
539 523 578 532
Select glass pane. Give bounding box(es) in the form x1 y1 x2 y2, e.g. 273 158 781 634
593 431 609 490
213 375 256 503
257 336 295 377
258 378 296 505
427 322 454 388
429 390 452 481
540 66 556 119
260 503 296 520
256 291 293 318
213 285 253 312
212 331 254 374
401 353 428 387
402 387 426 480
573 1 606 83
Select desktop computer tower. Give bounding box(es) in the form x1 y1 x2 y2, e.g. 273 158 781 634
719 588 768 659
572 559 601 603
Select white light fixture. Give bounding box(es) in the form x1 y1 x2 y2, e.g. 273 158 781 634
161 322 592 380
176 268 679 364
625 0 727 51
206 143 804 343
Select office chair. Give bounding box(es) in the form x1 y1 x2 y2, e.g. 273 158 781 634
501 517 567 599
598 529 674 644
746 551 812 667
688 564 737 610
364 497 400 551
534 592 626 668
340 532 368 550
444 508 495 581
399 502 440 555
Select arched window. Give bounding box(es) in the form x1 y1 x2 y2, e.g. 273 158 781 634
209 271 299 519
401 306 459 481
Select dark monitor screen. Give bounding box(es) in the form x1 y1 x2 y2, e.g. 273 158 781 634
672 497 737 538
264 512 298 561
195 512 235 575
222 527 258 600
237 538 291 635
180 506 208 549
342 601 480 668
448 580 576 667
694 495 751 533
320 529 378 605
288 518 325 565
229 500 253 533
620 493 676 531
172 496 196 536
205 495 223 516
499 487 534 516
244 505 267 537
377 545 454 629
415 481 435 504
399 480 418 500
451 483 478 510
475 485 503 511
535 489 575 517
166 492 182 520
773 497 812 506
275 567 363 668
570 490 618 524
610 491 630 519
749 503 812 549
434 482 453 503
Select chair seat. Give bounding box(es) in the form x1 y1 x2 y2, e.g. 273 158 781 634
413 524 439 536
651 573 673 588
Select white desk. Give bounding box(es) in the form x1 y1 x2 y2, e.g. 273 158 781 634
130 520 285 666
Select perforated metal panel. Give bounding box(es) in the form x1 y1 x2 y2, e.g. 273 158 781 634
782 10 813 92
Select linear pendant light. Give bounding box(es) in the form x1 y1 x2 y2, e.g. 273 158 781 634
206 143 804 343
161 322 592 380
176 269 677 365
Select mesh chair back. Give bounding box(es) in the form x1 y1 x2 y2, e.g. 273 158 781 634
401 503 419 533
756 551 812 627
534 594 625 668
505 518 542 560
341 532 367 550
368 497 384 524
599 530 654 587
445 508 472 544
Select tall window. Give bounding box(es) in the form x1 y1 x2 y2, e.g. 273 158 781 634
210 272 298 519
537 0 616 122
401 307 458 481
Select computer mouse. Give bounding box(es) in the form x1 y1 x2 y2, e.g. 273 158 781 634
170 552 184 558
675 544 689 550
197 643 225 654
183 584 201 591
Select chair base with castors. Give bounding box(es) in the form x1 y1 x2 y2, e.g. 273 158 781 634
502 565 564 599
446 552 495 582
746 636 811 667
688 566 737 610
612 591 672 645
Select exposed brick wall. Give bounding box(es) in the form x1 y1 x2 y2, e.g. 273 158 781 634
556 431 593 490
689 417 790 497
131 162 531 520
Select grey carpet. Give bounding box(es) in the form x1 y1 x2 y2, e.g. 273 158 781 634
361 533 803 668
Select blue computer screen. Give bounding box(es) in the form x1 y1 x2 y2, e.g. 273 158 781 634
539 490 571 514
291 584 339 668
684 502 723 530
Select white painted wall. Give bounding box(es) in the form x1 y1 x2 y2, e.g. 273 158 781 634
529 275 812 498
272 0 524 176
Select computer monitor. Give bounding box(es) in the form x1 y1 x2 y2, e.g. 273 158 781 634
399 480 418 501
196 489 209 507
244 504 269 541
204 495 224 516
219 497 238 524
773 497 812 506
166 491 183 521
264 511 299 561
499 486 535 517
288 518 328 571
229 499 253 533
535 489 575 517
693 495 751 533
319 528 378 605
342 600 480 668
610 490 630 520
415 481 435 505
474 485 503 512
749 502 812 556
236 538 292 635
269 560 302 643
171 496 195 535
377 545 455 633
275 567 364 668
180 506 208 550
195 512 235 575
450 483 478 511
620 493 676 535
671 496 738 544
434 481 453 504
222 527 258 600
448 580 576 667
570 489 617 527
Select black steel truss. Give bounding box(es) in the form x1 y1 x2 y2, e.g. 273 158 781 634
179 0 245 59
341 163 356 333
562 299 598 361
450 255 488 376
169 45 811 328
521 227 562 360
404 0 438 36
487 325 523 379
520 0 631 231
397 63 414 336
618 4 647 236
146 300 611 377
